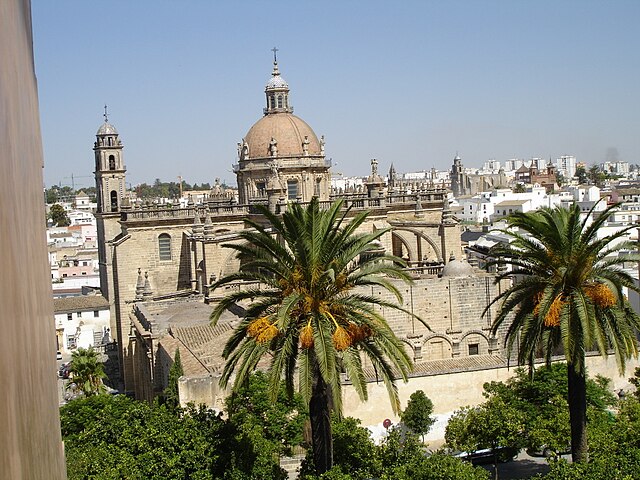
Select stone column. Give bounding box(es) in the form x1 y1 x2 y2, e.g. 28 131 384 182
0 1 67 476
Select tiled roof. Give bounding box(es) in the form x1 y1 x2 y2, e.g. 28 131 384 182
157 336 209 376
362 354 506 381
495 199 529 207
172 321 237 373
53 295 109 314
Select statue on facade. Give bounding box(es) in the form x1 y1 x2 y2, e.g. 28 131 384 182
302 135 309 156
241 139 249 158
371 158 378 176
320 135 325 155
269 137 278 157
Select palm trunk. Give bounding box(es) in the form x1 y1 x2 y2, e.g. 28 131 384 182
567 362 588 462
310 363 333 474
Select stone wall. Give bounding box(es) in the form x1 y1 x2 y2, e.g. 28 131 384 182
363 273 507 364
343 355 640 431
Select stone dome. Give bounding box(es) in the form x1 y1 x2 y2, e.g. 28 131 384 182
266 74 289 89
441 256 475 277
244 113 321 158
97 122 118 136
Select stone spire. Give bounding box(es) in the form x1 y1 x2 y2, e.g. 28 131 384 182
203 209 214 239
135 268 144 300
192 210 203 236
142 271 153 298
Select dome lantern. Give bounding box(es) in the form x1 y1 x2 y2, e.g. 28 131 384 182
264 47 293 115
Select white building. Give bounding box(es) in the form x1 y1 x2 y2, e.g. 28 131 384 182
481 159 501 173
555 155 577 179
455 186 548 223
53 294 111 352
602 161 630 177
73 191 96 212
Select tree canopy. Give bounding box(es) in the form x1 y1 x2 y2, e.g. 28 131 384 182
211 198 422 474
49 203 70 226
163 349 184 411
401 390 435 441
67 347 106 397
486 202 640 461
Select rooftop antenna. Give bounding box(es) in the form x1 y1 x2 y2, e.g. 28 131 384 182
103 104 109 123
271 46 279 63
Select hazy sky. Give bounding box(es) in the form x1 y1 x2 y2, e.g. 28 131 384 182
33 1 640 189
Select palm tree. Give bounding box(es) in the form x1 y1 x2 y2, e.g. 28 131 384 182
487 202 640 462
210 198 421 474
67 347 107 397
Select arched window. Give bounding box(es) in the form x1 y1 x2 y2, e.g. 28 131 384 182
109 155 116 170
158 234 172 260
270 95 276 109
110 190 118 212
314 178 321 197
108 137 113 146
277 95 283 108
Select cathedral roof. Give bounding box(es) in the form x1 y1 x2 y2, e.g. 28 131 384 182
244 113 321 158
97 121 118 136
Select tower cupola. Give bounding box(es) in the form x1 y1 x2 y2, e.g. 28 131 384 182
93 106 127 213
264 47 293 115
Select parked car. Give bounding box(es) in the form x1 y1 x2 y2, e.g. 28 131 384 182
58 363 71 379
456 446 519 465
526 446 571 458
56 350 63 360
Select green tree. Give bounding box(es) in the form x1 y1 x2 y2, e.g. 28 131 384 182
226 371 307 457
61 395 289 480
445 396 525 480
627 366 640 400
49 203 70 226
575 165 588 184
45 186 59 204
486 202 640 462
300 415 381 480
401 390 435 441
163 349 184 411
211 198 421 475
67 347 106 397
483 364 616 456
588 165 606 186
387 451 491 480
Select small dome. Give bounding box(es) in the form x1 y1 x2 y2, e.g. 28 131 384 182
266 74 289 89
244 113 321 158
97 122 118 136
441 256 475 277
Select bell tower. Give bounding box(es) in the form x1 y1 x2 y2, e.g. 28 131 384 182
94 106 126 213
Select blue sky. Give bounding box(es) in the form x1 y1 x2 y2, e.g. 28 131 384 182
32 1 640 189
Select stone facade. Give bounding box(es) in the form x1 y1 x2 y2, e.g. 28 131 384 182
125 267 509 414
94 60 463 394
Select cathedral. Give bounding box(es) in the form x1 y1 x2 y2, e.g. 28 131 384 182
94 56 499 401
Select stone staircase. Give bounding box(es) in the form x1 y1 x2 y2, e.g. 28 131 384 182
280 454 305 479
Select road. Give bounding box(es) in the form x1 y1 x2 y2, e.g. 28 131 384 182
480 451 568 479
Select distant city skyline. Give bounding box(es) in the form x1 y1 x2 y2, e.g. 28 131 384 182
33 1 640 189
